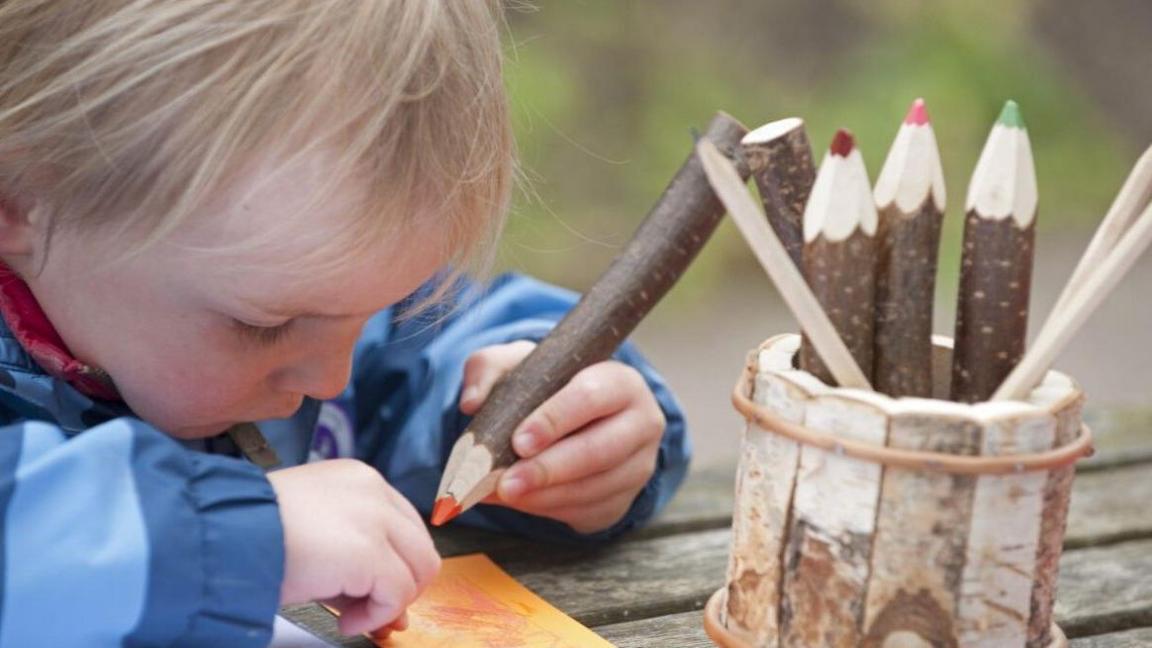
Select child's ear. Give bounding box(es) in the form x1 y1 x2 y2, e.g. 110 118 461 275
0 193 41 258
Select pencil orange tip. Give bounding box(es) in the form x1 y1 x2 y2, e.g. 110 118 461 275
830 129 855 157
904 98 929 126
431 497 462 526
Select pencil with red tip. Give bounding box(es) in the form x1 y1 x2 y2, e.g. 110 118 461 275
798 129 879 386
872 98 946 397
432 112 750 525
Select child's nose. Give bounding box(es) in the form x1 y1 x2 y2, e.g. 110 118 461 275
272 352 354 401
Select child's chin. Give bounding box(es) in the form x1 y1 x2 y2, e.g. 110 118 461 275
165 422 235 439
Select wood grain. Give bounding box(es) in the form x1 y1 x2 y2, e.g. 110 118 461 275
861 409 981 647
874 200 944 397
722 340 805 645
742 120 816 271
781 392 887 647
951 215 1035 402
800 228 878 386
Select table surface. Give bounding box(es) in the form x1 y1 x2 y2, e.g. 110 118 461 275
282 406 1152 647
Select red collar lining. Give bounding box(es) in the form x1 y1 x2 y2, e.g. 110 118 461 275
0 264 120 401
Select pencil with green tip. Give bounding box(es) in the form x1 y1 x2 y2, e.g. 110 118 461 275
951 100 1038 402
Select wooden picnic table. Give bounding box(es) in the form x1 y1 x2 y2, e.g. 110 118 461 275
282 405 1152 647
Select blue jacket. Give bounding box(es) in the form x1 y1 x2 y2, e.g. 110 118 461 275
0 273 689 647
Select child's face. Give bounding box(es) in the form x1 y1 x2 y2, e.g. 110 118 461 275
25 150 451 438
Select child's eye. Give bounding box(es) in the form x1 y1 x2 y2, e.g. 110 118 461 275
232 318 294 346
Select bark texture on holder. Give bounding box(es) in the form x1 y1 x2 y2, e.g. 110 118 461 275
957 406 1055 646
799 130 879 386
434 112 750 520
861 408 981 647
873 99 946 398
722 337 805 646
951 101 1038 403
1028 381 1085 647
780 390 888 648
741 118 816 271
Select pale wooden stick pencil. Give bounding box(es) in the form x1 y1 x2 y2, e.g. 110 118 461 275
697 138 873 390
993 199 1152 400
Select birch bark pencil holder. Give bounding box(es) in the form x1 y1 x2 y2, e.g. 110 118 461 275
702 334 1094 648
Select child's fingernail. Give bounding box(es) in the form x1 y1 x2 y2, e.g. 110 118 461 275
461 386 479 406
502 473 528 499
513 428 540 455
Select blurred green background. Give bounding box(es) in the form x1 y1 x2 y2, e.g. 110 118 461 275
497 0 1143 302
494 1 1152 455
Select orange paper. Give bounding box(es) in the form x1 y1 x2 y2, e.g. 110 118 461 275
355 554 615 647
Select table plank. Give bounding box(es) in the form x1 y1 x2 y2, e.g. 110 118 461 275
496 528 729 627
1070 628 1152 647
1066 462 1152 548
1055 537 1152 638
594 610 711 647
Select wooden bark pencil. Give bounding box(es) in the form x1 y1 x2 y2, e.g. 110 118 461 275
432 112 750 525
872 98 946 397
798 129 879 386
951 100 1038 402
740 117 816 271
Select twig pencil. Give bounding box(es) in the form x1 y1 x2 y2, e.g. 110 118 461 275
872 99 946 397
697 139 872 389
994 196 1152 400
951 100 1037 403
740 117 816 271
798 129 879 386
432 112 750 525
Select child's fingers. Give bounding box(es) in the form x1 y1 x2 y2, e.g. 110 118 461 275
497 409 655 500
337 597 402 637
329 600 410 639
339 551 417 635
543 491 641 534
382 484 432 534
458 341 537 414
501 447 656 512
511 362 649 459
377 503 440 592
369 611 409 640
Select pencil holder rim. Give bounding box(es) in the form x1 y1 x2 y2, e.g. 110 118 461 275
732 340 1095 475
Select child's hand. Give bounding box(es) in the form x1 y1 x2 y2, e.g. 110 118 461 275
268 460 440 636
460 341 666 534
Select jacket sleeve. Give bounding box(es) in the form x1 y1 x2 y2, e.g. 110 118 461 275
346 272 691 543
0 417 283 647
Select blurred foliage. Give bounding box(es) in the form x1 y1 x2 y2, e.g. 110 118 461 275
497 0 1136 310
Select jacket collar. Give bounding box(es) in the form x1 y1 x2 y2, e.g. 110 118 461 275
0 263 120 401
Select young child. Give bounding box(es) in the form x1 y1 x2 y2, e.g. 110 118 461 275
0 1 690 645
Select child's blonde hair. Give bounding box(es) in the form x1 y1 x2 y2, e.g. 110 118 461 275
0 0 512 280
